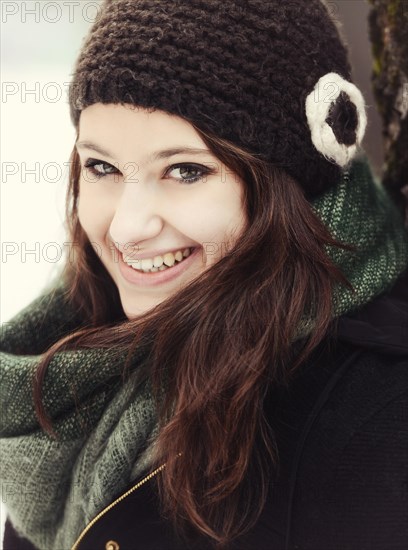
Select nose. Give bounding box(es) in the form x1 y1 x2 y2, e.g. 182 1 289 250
108 176 164 253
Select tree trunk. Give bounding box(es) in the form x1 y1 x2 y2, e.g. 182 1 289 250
367 0 408 225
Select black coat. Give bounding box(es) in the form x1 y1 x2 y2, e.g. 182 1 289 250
4 272 408 550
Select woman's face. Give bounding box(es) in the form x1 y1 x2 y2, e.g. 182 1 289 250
76 104 247 318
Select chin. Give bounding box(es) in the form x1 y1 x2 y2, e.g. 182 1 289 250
121 295 160 320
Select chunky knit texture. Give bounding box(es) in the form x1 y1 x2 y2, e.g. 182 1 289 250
0 304 158 550
1 157 407 550
69 0 367 196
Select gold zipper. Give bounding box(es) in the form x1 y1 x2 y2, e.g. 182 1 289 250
70 462 167 550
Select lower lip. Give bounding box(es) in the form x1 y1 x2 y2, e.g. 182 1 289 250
118 247 201 287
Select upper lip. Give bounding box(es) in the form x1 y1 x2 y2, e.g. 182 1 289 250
118 246 196 261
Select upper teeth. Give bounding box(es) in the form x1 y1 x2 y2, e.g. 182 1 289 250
123 247 192 271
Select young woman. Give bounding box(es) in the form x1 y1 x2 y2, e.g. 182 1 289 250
2 1 408 549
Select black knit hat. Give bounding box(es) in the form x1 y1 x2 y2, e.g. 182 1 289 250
69 0 367 197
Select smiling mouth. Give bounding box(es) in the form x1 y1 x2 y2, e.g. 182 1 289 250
122 247 195 273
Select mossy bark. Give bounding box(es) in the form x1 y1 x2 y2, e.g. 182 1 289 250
368 0 408 224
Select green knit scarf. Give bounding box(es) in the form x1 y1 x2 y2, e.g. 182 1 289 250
1 156 407 550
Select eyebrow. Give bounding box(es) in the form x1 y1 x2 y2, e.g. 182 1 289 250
76 141 212 162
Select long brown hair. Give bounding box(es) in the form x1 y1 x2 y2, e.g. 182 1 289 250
33 121 353 548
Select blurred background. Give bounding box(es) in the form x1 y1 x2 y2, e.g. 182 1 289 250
1 1 102 324
0 0 386 545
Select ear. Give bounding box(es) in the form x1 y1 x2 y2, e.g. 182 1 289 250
305 72 367 167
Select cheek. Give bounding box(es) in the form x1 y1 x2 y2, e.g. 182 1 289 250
183 186 245 261
203 180 246 240
77 180 114 239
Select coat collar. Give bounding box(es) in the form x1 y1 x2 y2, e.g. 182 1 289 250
335 269 408 356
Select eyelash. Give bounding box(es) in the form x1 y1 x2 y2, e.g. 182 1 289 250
83 158 215 184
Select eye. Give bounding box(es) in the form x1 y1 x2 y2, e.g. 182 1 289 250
83 158 120 178
165 163 213 184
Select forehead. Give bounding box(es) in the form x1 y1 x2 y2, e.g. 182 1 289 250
78 103 207 155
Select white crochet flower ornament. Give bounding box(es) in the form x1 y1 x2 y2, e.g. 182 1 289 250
305 72 367 167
